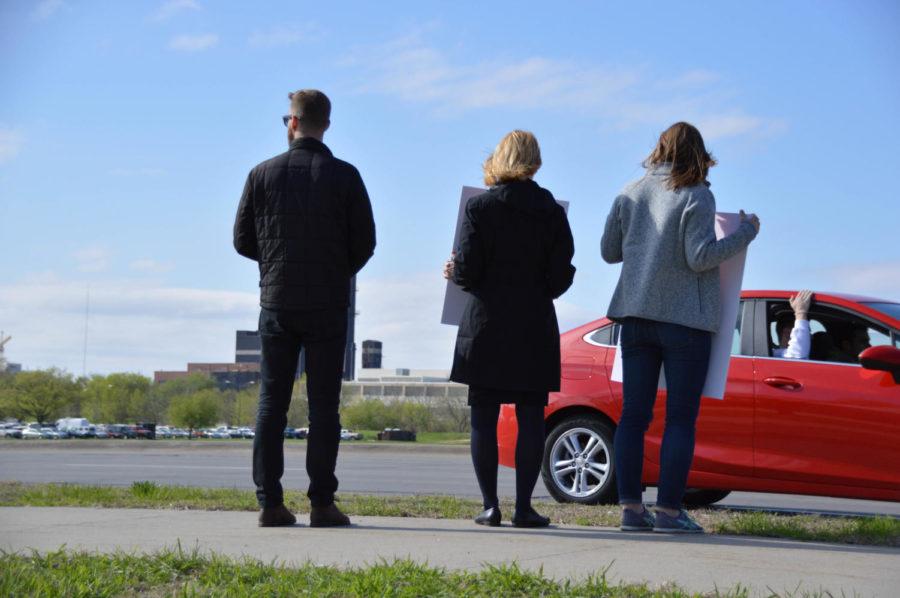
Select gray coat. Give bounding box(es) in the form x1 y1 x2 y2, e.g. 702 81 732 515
600 165 757 333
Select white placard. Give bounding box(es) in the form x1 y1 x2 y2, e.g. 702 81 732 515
440 186 569 326
610 212 748 400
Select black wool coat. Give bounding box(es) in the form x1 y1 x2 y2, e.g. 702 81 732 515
450 179 576 392
233 137 376 310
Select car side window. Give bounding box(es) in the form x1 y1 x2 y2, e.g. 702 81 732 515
586 324 614 346
731 304 743 356
766 301 894 364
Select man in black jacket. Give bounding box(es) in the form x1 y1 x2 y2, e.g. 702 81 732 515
234 89 376 527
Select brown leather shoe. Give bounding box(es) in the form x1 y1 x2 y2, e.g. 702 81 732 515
309 503 351 527
258 504 297 527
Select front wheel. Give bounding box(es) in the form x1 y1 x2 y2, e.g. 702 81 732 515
541 415 617 505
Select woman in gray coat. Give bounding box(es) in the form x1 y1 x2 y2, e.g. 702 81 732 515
601 122 759 533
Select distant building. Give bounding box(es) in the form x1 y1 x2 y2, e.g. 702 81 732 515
154 362 261 391
5 363 21 374
361 340 383 369
236 330 305 377
344 277 357 381
235 330 261 364
356 368 450 383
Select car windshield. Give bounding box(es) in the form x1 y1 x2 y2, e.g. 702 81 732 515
863 302 900 322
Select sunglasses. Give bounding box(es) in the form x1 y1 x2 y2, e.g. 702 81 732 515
282 114 295 127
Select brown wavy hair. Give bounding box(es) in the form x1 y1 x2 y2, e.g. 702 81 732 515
644 122 716 190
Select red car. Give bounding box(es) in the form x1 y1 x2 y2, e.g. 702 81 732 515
497 291 900 506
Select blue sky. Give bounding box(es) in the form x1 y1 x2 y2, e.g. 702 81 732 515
1 0 898 375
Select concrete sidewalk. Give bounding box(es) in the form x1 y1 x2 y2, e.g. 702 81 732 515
1 507 896 596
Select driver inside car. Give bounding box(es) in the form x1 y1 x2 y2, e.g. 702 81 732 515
773 290 813 359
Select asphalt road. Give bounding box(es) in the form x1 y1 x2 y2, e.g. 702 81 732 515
2 441 898 517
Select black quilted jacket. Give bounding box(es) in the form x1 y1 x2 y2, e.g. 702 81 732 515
234 137 376 310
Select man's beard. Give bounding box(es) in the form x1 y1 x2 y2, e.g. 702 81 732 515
287 126 293 147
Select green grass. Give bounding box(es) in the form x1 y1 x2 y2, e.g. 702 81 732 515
1 481 897 547
0 547 753 598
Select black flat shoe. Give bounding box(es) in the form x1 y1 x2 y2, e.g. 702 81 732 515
512 507 550 528
474 506 501 527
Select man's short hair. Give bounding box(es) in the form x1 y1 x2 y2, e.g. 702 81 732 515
776 313 795 335
288 89 331 128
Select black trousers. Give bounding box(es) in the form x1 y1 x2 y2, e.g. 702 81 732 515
253 307 347 509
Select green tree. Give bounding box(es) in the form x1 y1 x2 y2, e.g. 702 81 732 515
149 374 216 425
168 389 219 437
233 387 259 427
3 369 80 424
83 373 151 423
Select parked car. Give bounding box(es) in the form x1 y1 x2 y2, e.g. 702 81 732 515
497 291 900 506
21 427 43 439
206 427 230 439
283 427 304 439
133 422 156 440
105 424 133 439
170 428 190 439
93 425 109 439
377 428 416 441
155 426 172 439
1 425 23 439
237 427 255 439
71 426 96 438
340 429 363 441
40 427 63 439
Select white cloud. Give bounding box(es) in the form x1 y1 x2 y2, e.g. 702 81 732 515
0 126 23 163
73 246 111 273
248 25 322 48
0 272 603 376
344 34 782 139
32 0 65 20
129 259 175 274
0 280 259 375
169 33 218 52
151 0 200 22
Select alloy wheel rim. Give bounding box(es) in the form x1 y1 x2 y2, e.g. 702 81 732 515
549 427 611 498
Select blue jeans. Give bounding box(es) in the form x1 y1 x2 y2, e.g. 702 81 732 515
614 317 711 510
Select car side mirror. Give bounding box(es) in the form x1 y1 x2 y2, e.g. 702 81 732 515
859 346 900 384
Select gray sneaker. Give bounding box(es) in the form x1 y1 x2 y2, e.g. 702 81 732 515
620 506 655 531
653 509 704 534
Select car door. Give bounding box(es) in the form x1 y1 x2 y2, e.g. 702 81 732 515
753 298 900 490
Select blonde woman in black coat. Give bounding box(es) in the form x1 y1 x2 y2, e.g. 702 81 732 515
443 130 576 527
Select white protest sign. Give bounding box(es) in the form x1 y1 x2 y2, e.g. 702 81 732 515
610 212 748 400
440 186 569 326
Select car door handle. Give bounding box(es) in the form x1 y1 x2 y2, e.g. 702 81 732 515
763 376 803 391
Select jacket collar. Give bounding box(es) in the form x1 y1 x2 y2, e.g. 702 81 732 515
290 137 332 156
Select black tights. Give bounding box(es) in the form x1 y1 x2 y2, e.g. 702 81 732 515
470 403 545 512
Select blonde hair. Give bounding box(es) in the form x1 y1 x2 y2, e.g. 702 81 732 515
483 130 542 186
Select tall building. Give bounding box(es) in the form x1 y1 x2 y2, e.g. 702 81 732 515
362 340 383 369
344 276 357 381
235 330 261 363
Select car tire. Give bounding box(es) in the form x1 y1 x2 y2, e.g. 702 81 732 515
681 489 731 507
541 415 618 505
